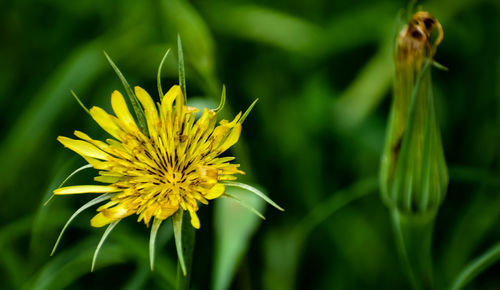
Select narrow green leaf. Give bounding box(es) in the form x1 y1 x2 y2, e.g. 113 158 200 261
213 85 227 112
221 193 266 220
92 220 120 272
28 238 124 290
44 164 93 206
238 99 259 124
213 186 265 290
331 44 392 130
157 48 171 100
149 218 162 271
0 44 105 194
103 51 148 135
223 181 284 211
262 177 377 290
70 90 91 116
177 35 187 103
172 210 186 276
294 177 378 236
51 193 113 256
450 241 500 290
175 211 196 290
123 264 149 290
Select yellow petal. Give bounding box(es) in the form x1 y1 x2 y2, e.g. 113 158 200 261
189 210 201 229
89 106 124 140
54 185 120 195
91 212 117 227
161 85 182 113
197 165 218 186
156 205 179 220
190 109 217 142
135 86 160 137
102 204 133 219
58 136 109 160
221 112 242 126
94 175 121 183
111 90 139 132
74 131 110 151
218 124 242 153
209 125 231 148
82 156 110 170
97 199 120 211
204 183 225 200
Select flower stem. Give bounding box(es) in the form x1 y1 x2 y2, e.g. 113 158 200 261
449 241 500 290
391 208 436 290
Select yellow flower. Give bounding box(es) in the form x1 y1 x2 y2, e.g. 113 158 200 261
55 85 245 229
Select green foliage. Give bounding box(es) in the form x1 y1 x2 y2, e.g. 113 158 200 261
1 0 500 289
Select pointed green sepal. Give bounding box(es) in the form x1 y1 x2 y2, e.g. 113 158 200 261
70 90 91 116
222 192 266 220
172 210 187 276
223 181 284 211
177 35 187 103
103 51 148 135
432 60 449 71
213 85 227 113
380 60 448 214
51 193 113 256
173 210 196 290
149 218 162 271
239 99 259 124
44 164 93 206
157 48 171 100
91 220 120 272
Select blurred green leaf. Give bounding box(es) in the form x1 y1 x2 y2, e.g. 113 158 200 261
212 185 265 290
25 238 125 290
0 44 105 192
331 42 393 130
159 0 215 78
203 4 322 55
450 241 500 290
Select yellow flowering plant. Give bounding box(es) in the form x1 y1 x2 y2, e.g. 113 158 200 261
48 39 283 276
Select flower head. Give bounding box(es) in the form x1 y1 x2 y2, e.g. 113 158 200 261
55 85 245 229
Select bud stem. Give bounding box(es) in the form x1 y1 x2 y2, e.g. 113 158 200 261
391 208 436 290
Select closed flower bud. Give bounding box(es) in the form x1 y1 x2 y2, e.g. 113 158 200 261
380 11 448 215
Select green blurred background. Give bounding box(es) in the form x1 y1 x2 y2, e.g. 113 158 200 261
1 0 500 289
